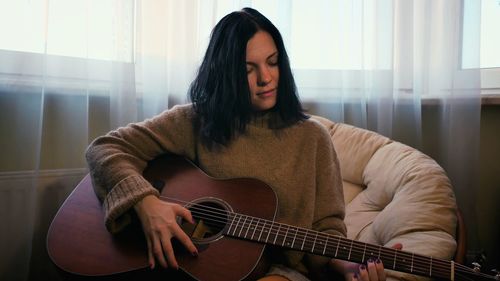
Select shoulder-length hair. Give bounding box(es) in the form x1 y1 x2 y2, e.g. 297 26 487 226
189 7 308 147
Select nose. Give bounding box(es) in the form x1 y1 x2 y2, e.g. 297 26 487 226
257 66 272 86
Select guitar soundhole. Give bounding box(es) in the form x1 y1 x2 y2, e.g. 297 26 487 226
180 198 231 244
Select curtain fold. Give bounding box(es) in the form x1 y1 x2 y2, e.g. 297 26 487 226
0 1 482 280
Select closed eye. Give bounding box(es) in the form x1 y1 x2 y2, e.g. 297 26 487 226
267 53 278 66
268 60 278 66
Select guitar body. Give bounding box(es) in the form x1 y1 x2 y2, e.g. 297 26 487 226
47 155 278 281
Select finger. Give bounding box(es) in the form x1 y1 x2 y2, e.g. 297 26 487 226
171 225 198 256
375 258 386 281
151 234 168 268
169 204 198 255
145 235 155 269
358 264 369 281
366 259 379 281
392 243 403 250
160 233 179 270
172 204 195 224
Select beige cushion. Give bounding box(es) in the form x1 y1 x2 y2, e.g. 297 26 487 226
314 116 392 185
312 116 457 281
342 180 364 204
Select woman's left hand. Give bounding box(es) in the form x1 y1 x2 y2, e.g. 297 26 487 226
352 259 386 281
330 243 402 281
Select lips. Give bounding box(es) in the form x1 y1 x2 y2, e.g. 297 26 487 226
257 88 276 96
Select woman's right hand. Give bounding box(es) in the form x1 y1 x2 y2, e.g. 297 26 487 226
133 195 198 270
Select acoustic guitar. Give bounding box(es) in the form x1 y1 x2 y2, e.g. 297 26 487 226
47 155 499 281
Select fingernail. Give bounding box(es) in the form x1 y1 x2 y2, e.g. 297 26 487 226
367 258 374 263
192 250 198 257
360 265 366 270
353 273 359 280
376 258 382 264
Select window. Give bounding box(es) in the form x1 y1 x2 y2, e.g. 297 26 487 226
462 0 500 89
0 0 498 90
288 0 392 70
462 0 500 69
0 0 134 62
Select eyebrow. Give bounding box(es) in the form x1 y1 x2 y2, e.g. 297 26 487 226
246 51 278 65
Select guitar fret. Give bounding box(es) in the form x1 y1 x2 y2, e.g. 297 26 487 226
311 232 318 253
393 249 397 269
227 215 236 234
361 243 366 263
291 227 298 248
251 218 259 240
300 229 308 250
429 257 432 276
258 221 266 241
238 216 247 237
243 217 253 238
347 239 354 260
273 224 281 244
450 261 454 281
335 236 341 257
282 225 289 247
411 253 414 273
265 222 273 243
322 235 329 255
232 215 242 236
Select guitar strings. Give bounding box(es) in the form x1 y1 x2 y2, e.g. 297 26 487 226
174 196 490 280
187 202 492 281
161 194 485 279
160 195 456 276
158 195 479 278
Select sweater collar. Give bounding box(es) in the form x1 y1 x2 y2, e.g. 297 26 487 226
249 109 289 129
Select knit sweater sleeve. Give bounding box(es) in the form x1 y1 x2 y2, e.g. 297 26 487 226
85 104 197 233
305 123 347 279
312 128 346 237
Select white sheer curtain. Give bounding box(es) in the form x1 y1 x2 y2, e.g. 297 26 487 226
294 0 481 253
0 1 211 280
0 1 482 280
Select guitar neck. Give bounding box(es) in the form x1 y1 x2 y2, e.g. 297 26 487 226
224 212 452 280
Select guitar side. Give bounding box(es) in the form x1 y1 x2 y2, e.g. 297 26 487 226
46 174 153 278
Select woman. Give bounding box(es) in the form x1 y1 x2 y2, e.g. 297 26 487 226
86 7 387 281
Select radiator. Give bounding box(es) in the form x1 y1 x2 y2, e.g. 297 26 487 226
0 168 88 281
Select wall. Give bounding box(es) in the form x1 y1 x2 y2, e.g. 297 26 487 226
0 168 86 281
477 105 500 269
421 103 500 269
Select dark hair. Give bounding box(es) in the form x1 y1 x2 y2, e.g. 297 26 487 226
189 7 307 147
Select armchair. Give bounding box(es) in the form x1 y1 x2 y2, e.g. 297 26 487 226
312 116 461 281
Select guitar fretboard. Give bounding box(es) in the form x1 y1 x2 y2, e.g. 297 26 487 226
225 212 449 279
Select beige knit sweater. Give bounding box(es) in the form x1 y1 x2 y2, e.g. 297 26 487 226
85 103 346 277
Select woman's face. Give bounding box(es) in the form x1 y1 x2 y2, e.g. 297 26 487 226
246 31 279 111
